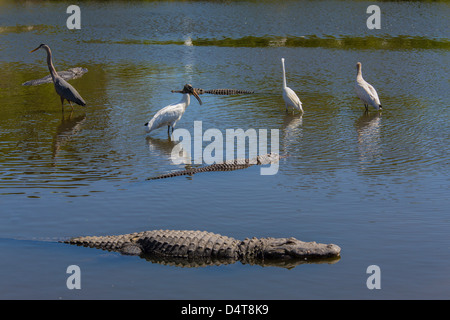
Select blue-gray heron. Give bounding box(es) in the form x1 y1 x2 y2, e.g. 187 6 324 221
30 44 86 112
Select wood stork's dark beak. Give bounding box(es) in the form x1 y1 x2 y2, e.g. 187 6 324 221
180 84 202 105
191 88 202 105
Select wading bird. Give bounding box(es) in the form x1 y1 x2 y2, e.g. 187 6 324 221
30 44 86 112
145 84 202 135
354 62 382 112
281 58 303 114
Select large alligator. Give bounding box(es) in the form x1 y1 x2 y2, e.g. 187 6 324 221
64 229 341 269
147 153 281 180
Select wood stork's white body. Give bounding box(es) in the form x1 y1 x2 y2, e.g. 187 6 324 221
145 94 191 134
145 84 202 135
281 58 303 113
354 62 382 111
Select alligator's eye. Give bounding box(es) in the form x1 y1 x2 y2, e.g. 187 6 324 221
285 238 296 245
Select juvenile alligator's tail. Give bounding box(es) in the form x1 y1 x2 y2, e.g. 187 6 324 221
172 88 254 95
147 153 283 180
147 162 253 180
201 88 255 95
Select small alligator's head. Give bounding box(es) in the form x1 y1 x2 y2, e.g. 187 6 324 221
256 153 280 165
261 237 341 260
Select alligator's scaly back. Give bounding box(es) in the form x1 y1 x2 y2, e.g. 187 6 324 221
22 67 88 86
201 88 255 95
64 229 341 269
171 88 254 95
147 153 282 180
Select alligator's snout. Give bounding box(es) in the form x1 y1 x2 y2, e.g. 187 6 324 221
262 237 341 260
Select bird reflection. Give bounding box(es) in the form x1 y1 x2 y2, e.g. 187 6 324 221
355 112 382 169
52 113 86 160
146 136 191 165
281 113 303 152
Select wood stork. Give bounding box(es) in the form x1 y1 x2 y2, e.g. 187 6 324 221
281 58 303 114
144 84 202 135
30 44 86 112
354 62 382 112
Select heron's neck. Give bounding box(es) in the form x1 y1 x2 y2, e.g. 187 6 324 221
282 60 287 88
43 46 58 81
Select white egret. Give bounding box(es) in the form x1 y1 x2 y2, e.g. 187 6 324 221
354 62 382 112
144 84 202 135
281 58 303 114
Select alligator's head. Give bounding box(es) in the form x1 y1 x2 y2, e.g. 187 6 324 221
261 237 341 260
256 153 280 165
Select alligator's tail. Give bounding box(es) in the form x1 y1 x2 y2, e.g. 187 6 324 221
147 162 253 180
201 88 255 95
146 153 284 180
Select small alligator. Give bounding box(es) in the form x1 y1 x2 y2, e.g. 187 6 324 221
171 88 254 95
64 229 341 269
22 67 88 86
147 153 282 180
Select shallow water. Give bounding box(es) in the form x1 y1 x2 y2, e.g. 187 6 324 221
0 0 449 299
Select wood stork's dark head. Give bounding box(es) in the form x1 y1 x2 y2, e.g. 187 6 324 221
182 84 202 105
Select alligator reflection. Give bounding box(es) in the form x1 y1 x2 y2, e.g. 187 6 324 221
139 253 341 269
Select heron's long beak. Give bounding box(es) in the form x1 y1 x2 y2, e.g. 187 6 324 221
30 46 40 53
192 89 202 105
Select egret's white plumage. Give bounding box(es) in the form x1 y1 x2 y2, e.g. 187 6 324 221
281 58 303 113
354 62 382 111
145 84 202 135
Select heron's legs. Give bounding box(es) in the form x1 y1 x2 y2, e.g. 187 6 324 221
68 102 74 118
365 104 368 112
60 97 65 113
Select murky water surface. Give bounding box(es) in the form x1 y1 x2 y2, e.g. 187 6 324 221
0 0 449 299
